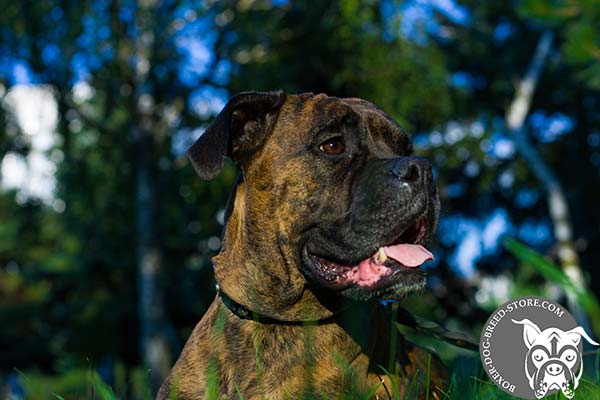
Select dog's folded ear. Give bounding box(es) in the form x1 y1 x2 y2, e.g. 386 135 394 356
565 326 600 346
188 91 286 179
512 318 542 349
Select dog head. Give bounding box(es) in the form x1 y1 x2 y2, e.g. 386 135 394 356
189 91 439 320
512 318 599 399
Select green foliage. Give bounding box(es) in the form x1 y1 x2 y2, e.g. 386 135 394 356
14 358 600 399
218 0 452 130
520 0 600 88
0 0 234 387
1 0 600 397
18 368 107 400
15 364 162 400
504 237 600 334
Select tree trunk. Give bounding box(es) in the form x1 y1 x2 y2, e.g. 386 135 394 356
505 30 589 327
135 125 172 393
133 2 172 394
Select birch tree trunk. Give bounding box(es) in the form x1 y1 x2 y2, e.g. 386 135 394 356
505 30 589 326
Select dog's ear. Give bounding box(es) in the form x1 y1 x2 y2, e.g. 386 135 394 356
512 319 542 349
188 91 286 179
565 326 600 346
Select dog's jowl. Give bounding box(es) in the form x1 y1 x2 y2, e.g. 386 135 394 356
157 92 446 400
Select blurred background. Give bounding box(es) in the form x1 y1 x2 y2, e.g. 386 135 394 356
0 0 599 398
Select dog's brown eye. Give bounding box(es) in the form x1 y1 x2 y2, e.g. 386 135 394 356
319 138 345 155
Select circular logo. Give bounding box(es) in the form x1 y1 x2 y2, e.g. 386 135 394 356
479 296 598 399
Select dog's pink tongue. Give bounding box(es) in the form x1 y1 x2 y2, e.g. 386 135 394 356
383 244 434 267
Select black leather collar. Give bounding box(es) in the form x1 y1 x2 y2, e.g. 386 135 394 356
217 285 335 325
217 286 478 350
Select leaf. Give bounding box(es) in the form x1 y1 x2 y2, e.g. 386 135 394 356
503 237 600 334
563 21 599 63
89 372 117 400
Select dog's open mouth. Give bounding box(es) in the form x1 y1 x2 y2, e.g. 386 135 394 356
303 217 433 292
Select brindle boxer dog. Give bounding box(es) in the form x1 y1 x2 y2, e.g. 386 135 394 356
157 92 446 399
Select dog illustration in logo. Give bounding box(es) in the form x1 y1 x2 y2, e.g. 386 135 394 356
512 318 599 399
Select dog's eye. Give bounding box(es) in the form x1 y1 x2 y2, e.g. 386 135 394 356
563 350 577 362
532 349 546 362
319 138 346 155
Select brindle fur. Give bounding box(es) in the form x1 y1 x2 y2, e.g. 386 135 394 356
158 92 447 399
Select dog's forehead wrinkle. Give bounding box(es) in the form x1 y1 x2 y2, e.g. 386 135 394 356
547 331 562 342
540 327 577 346
311 105 356 133
344 110 410 157
291 93 410 156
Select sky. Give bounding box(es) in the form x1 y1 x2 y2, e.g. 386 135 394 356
1 85 58 207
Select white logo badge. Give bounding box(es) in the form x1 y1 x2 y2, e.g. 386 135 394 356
512 318 598 399
480 296 599 399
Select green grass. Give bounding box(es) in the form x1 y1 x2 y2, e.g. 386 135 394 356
12 239 600 399
13 352 600 399
441 359 600 400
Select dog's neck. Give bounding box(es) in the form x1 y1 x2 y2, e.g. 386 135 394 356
196 291 407 398
215 285 397 355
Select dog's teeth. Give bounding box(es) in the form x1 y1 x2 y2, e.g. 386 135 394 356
374 248 387 264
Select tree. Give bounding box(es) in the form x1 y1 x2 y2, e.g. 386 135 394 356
0 1 233 395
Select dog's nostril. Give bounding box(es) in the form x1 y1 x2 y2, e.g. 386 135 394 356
390 157 433 185
425 165 433 183
546 364 563 375
405 164 420 182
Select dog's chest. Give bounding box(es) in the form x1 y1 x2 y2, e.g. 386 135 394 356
217 317 369 398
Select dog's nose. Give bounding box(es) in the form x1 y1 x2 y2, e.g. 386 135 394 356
390 157 433 186
546 363 564 376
